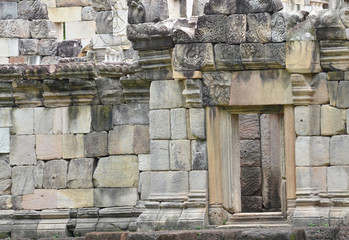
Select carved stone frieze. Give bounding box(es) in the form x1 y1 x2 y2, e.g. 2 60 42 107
42 79 72 107
12 79 43 107
173 17 198 44
69 78 98 105
214 44 243 71
195 15 227 43
202 71 232 106
271 12 286 42
226 14 247 44
265 43 286 68
246 13 272 43
240 43 266 69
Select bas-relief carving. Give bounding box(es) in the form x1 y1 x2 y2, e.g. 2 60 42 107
127 0 145 24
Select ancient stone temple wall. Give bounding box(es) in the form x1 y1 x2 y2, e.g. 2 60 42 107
0 0 349 238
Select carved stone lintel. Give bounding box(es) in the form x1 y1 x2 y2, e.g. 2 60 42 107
214 44 243 71
265 43 286 69
240 43 266 69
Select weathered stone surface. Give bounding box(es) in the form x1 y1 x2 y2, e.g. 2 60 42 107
57 40 82 58
12 108 34 134
240 140 261 167
264 43 286 68
286 41 321 73
203 71 232 105
150 81 185 109
170 108 187 140
30 20 57 39
92 105 113 131
214 44 243 71
22 189 57 210
170 140 191 171
34 161 44 189
82 6 97 21
93 156 138 188
149 110 170 140
150 140 169 170
0 20 30 38
336 81 349 108
134 125 150 154
0 2 17 20
62 134 84 159
246 13 271 43
36 135 63 160
139 172 151 200
113 103 149 125
96 77 124 105
12 166 34 196
68 106 91 133
57 189 93 208
191 140 207 170
34 108 53 134
67 158 94 188
226 14 246 44
139 154 151 171
94 188 138 207
311 72 329 105
328 166 349 192
296 167 327 192
0 128 10 154
321 105 346 135
320 41 349 72
48 7 82 22
10 135 36 166
43 160 68 189
95 11 113 34
127 0 145 24
240 43 266 69
0 161 11 180
189 170 207 192
296 137 330 167
195 15 226 43
188 108 206 139
241 196 262 212
57 0 89 7
19 39 38 55
240 167 261 196
295 105 321 136
109 126 134 155
0 108 12 128
173 43 215 72
239 114 260 140
330 135 349 166
149 0 169 22
204 0 236 15
230 70 292 105
0 179 11 195
150 171 189 200
85 131 108 157
0 195 12 209
271 12 286 42
38 39 58 56
18 1 48 20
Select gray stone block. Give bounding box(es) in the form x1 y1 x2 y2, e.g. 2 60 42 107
297 167 327 192
170 140 191 171
30 20 56 39
239 114 260 139
12 108 34 134
18 1 48 20
0 195 12 209
19 39 38 55
139 172 151 200
214 44 243 71
195 15 227 43
108 126 134 155
43 160 68 189
34 161 44 189
149 110 170 140
170 108 187 140
295 105 321 136
0 108 12 128
84 131 108 157
188 108 206 139
271 12 286 42
10 135 36 166
150 80 185 110
57 40 82 57
0 179 11 195
82 7 97 21
150 140 169 171
38 39 58 56
0 128 10 154
34 108 53 134
95 11 113 34
0 19 30 38
134 125 150 154
0 161 11 180
94 188 138 207
191 140 207 170
139 154 151 171
337 81 349 108
246 13 271 43
296 136 330 167
321 105 346 135
68 105 91 134
12 166 34 196
113 103 149 125
240 140 261 167
0 2 17 20
91 105 113 131
67 158 94 189
241 196 262 212
328 166 349 192
203 71 232 105
189 170 208 192
330 135 349 166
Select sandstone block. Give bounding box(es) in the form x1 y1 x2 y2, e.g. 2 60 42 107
189 170 208 192
191 140 207 170
108 126 134 155
84 131 108 157
295 105 321 136
170 140 191 171
52 108 69 134
91 105 113 132
264 43 286 68
286 41 321 73
0 195 12 209
296 137 330 167
19 39 38 55
18 1 48 20
0 20 30 38
36 135 62 160
240 140 261 167
328 166 349 192
113 103 149 125
48 7 82 22
57 40 82 58
57 0 89 7
68 106 91 133
0 128 10 153
134 125 150 154
203 71 232 105
214 44 243 71
38 39 58 56
93 156 138 188
41 0 56 8
150 171 189 200
12 166 34 196
240 43 266 69
65 21 96 41
330 135 349 166
57 189 93 208
150 140 170 170
336 81 349 108
67 158 94 188
0 179 11 195
34 161 44 189
22 189 57 210
240 167 261 196
10 135 36 166
241 196 262 212
94 188 138 207
188 108 206 139
296 167 327 192
246 13 271 43
170 108 187 140
139 154 151 171
30 20 57 39
0 2 17 20
271 12 286 42
239 114 260 139
0 161 11 180
12 108 34 134
195 15 226 43
328 81 338 106
62 134 84 159
0 38 19 57
149 110 170 140
150 80 185 109
139 172 151 200
82 7 97 21
0 108 12 128
321 105 346 135
43 160 68 189
34 108 53 134
328 71 344 81
226 14 246 44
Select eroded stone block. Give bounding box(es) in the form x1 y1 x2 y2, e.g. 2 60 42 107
34 161 44 189
0 2 17 20
195 15 226 43
240 167 261 196
22 189 57 210
149 110 170 140
94 188 138 207
57 40 82 58
30 20 56 39
95 11 113 34
38 39 58 56
62 134 84 159
134 125 150 154
191 140 207 170
0 161 11 180
297 167 327 192
82 7 97 21
139 154 151 171
226 14 246 44
84 131 108 157
296 137 330 167
18 1 48 20
189 170 207 192
43 160 68 189
19 39 38 55
330 135 349 166
0 128 10 154
188 108 206 139
328 166 349 192
170 108 187 140
246 13 271 43
239 114 260 139
12 108 34 134
67 158 94 188
240 43 266 69
12 166 34 195
34 108 53 134
203 71 232 105
113 103 149 125
240 140 261 167
68 106 91 133
150 80 185 109
295 105 321 136
336 81 349 108
214 44 243 71
92 105 113 131
286 41 321 73
0 108 12 128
